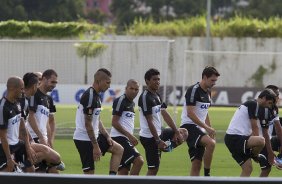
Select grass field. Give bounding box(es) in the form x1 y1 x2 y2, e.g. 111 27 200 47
53 105 282 176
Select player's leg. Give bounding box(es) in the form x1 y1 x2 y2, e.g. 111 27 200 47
140 136 160 175
246 136 265 156
130 155 144 175
240 159 253 177
74 139 95 174
98 134 123 175
258 147 272 177
200 135 216 176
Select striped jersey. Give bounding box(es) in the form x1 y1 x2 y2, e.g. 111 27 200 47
26 89 50 140
0 97 22 145
226 100 259 136
73 87 101 140
181 82 211 127
110 94 135 137
138 89 166 138
258 105 279 137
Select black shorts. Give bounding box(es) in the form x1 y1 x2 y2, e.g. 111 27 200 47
259 146 271 170
140 128 175 169
224 134 251 166
111 136 140 170
74 134 110 172
180 124 206 161
271 136 281 152
0 140 32 170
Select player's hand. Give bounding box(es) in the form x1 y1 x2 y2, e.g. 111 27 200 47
128 135 138 146
157 140 167 150
205 126 216 138
93 144 102 162
6 158 16 172
39 138 48 146
106 137 113 146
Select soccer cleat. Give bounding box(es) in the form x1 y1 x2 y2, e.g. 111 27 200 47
56 161 65 171
162 140 173 152
274 156 282 170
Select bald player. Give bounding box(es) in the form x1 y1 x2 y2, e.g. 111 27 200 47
110 79 144 175
0 77 36 172
73 68 123 175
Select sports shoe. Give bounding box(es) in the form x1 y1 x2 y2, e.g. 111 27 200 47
56 161 65 171
13 165 23 173
163 140 173 152
274 156 282 170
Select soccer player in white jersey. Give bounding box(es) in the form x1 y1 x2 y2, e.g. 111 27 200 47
73 68 123 175
225 89 276 177
110 79 144 175
257 85 282 177
180 66 220 176
139 68 188 176
0 77 36 172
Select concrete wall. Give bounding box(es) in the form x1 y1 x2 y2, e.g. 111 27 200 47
0 36 281 87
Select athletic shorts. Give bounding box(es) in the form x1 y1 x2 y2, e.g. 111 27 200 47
0 140 32 170
259 146 271 170
180 124 206 161
111 136 140 170
74 134 110 172
224 134 251 166
140 127 175 169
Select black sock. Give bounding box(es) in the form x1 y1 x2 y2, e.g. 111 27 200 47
109 171 117 175
204 168 210 176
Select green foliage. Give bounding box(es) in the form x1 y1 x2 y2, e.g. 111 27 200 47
127 16 282 37
0 20 105 38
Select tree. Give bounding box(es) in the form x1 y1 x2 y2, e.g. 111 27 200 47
75 34 108 84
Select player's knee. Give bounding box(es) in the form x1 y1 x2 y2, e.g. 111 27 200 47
257 137 265 147
113 142 124 155
134 156 144 167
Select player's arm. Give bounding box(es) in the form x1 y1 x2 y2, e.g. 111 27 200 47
0 129 15 171
161 109 183 142
48 114 56 147
187 105 215 136
28 110 47 145
145 114 167 149
205 113 215 139
19 118 36 164
274 120 282 153
262 124 275 165
250 118 259 136
112 115 138 146
84 113 101 161
99 119 113 146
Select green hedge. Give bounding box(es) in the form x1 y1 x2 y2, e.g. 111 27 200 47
127 16 282 38
0 20 105 38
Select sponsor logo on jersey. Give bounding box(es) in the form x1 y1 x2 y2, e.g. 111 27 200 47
200 104 210 109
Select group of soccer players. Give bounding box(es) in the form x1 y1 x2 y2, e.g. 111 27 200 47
1 66 282 177
0 70 64 173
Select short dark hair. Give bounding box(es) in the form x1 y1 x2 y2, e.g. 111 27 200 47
265 85 279 97
97 68 111 77
23 72 39 88
144 68 160 81
42 69 58 79
258 89 276 102
202 66 220 79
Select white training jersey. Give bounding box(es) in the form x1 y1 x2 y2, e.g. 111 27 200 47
110 94 135 138
73 87 101 140
0 98 22 145
258 105 279 138
138 89 166 138
226 100 259 136
26 89 50 141
181 83 211 129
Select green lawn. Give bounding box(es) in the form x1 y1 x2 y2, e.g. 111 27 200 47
54 139 282 176
53 105 282 176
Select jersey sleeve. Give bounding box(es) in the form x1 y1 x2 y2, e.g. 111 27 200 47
0 106 9 129
245 101 258 119
112 97 124 116
28 95 38 112
80 88 97 116
48 96 56 113
185 87 198 106
138 92 153 116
